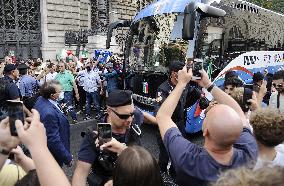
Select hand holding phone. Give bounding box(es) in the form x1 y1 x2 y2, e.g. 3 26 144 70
7 100 25 136
97 123 112 146
243 88 253 106
192 59 203 80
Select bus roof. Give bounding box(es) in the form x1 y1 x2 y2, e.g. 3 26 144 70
133 0 284 22
133 0 200 22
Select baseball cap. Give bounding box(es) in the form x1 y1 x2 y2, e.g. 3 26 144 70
107 90 133 107
4 64 17 72
17 63 30 70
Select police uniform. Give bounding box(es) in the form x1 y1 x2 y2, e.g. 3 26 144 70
154 62 200 174
18 63 39 110
77 90 144 186
0 64 20 120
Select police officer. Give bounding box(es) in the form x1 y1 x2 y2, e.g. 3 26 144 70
72 90 156 186
0 64 31 120
154 61 200 176
18 63 40 110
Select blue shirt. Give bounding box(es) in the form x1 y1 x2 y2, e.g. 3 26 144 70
78 108 144 164
19 75 39 97
163 127 258 186
103 70 118 93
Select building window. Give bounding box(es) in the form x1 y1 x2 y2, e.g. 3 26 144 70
91 0 109 34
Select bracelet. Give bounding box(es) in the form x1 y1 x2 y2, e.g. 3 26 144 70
207 83 215 92
0 146 10 156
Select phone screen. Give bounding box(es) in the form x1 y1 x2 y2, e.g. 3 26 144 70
243 88 253 106
7 100 25 136
192 60 203 79
97 123 112 145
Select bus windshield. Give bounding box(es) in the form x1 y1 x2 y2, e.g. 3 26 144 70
125 14 189 73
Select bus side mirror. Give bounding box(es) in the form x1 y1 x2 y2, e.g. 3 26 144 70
106 20 131 49
182 2 226 40
182 2 196 40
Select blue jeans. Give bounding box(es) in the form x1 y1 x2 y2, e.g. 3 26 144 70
86 91 100 116
61 91 77 120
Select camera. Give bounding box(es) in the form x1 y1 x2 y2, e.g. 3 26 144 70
199 97 210 110
97 123 112 146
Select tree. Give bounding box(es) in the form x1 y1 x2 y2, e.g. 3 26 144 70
247 0 284 14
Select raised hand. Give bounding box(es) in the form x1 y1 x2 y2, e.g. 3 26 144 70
15 109 47 150
0 118 20 151
177 66 193 86
192 69 212 88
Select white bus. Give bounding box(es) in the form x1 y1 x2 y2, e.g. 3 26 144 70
107 0 284 111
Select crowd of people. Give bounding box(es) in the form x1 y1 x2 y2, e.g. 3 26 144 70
0 55 283 186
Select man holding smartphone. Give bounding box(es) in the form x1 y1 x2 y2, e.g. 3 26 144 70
72 90 156 186
154 61 200 176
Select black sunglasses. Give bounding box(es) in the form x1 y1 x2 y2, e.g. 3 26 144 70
273 83 283 88
110 108 134 120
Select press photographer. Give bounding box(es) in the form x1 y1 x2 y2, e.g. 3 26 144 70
72 90 156 186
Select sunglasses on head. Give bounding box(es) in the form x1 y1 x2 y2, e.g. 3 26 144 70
110 108 134 120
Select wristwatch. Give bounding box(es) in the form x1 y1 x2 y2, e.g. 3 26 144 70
0 146 10 156
207 83 215 92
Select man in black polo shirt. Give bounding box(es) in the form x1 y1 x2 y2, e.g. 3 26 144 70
0 64 20 120
72 90 156 186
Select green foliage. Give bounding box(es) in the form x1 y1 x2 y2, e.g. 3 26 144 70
247 0 284 14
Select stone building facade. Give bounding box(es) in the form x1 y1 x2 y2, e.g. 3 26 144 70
0 0 154 61
41 0 90 60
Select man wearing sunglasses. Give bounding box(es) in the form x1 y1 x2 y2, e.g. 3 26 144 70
269 70 284 115
72 90 156 186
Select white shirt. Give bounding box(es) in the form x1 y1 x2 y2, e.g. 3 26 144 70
76 61 84 70
77 70 86 87
48 99 63 113
254 150 284 169
40 72 57 85
82 69 101 93
269 91 284 115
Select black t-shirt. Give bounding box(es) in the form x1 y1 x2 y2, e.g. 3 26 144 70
78 108 144 164
154 80 200 126
0 76 20 119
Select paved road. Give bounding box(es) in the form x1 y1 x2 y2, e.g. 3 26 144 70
64 118 204 180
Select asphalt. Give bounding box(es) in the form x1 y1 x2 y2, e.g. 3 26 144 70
63 115 204 181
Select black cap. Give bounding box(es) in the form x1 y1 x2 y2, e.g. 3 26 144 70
253 72 264 83
169 61 185 73
17 63 30 70
4 64 17 72
107 90 133 107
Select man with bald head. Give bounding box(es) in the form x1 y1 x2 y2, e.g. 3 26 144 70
156 66 257 186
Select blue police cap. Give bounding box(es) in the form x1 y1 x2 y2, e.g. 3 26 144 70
107 90 133 107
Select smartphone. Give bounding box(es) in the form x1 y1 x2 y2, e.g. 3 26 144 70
252 84 260 93
192 59 203 80
243 88 253 106
7 100 25 136
97 123 112 145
